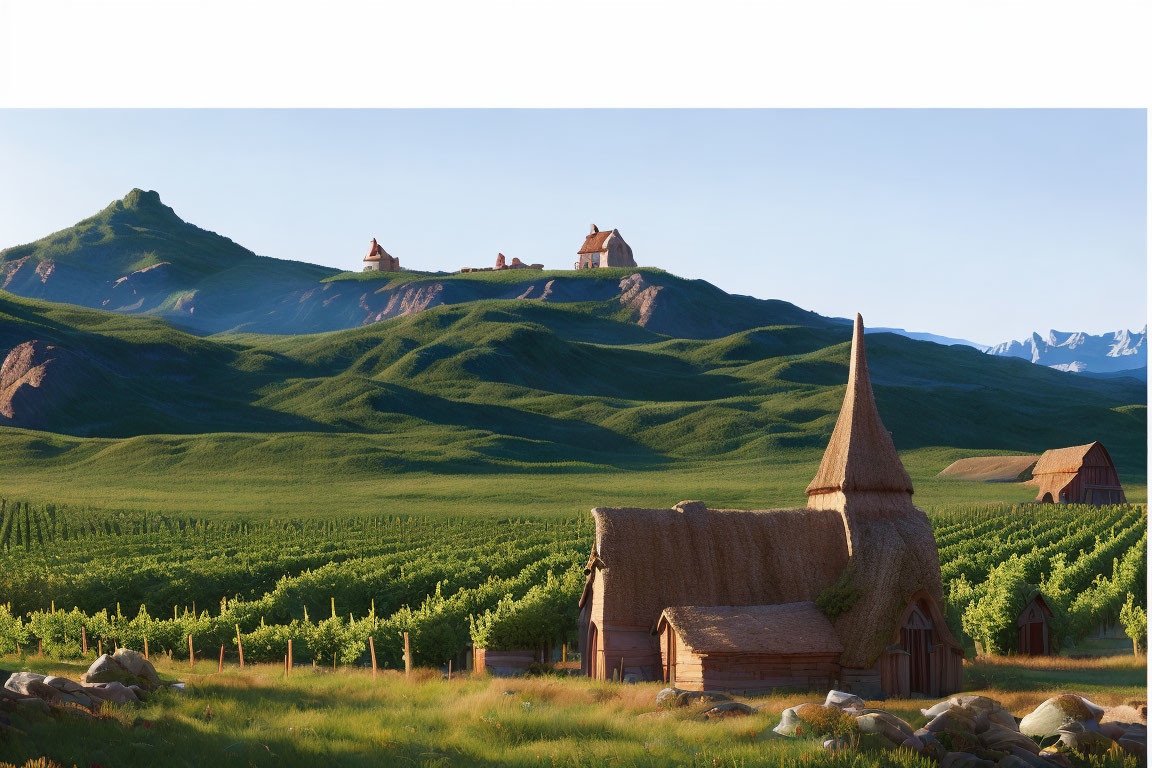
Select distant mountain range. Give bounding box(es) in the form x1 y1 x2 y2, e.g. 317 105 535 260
986 328 1147 378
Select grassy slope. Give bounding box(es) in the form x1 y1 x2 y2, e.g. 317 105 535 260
0 286 1145 514
1 654 1144 768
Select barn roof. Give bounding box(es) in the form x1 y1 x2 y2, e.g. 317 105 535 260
657 603 843 655
1033 442 1111 475
807 314 913 497
578 229 614 254
589 501 848 629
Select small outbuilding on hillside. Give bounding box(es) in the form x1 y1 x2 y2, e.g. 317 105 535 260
1032 442 1125 505
1016 594 1055 656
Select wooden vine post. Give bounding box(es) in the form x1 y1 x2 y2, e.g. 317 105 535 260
188 634 195 669
287 638 293 677
235 624 244 669
369 636 377 680
143 637 149 660
218 644 224 673
403 632 411 680
82 626 87 656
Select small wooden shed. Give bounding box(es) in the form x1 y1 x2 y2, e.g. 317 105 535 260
1016 594 1055 656
655 603 842 692
1033 442 1125 505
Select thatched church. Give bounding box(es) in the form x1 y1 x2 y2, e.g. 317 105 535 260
577 315 963 698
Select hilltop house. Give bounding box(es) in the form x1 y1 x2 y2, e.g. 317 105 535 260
1032 442 1125 505
363 238 400 272
575 225 636 269
577 315 963 698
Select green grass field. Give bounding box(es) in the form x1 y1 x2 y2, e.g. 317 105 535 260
1 653 1144 768
3 434 1131 518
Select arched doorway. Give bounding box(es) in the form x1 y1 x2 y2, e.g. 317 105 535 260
1040 493 1053 504
587 623 599 679
901 604 933 695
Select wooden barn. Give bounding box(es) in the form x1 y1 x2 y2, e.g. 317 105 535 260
574 224 636 269
363 238 400 272
1032 442 1125 505
1016 594 1055 656
577 314 964 698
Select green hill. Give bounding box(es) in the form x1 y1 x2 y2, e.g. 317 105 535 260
0 287 1144 515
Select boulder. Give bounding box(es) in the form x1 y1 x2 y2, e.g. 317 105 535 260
3 672 52 698
940 752 996 768
700 702 755 720
42 676 85 694
926 707 978 734
825 690 866 710
1019 695 1104 738
901 735 926 753
1006 746 1053 768
997 756 1035 768
979 723 1041 754
823 737 851 751
1037 747 1073 768
675 690 732 708
112 649 162 687
1117 737 1144 757
82 681 141 705
82 650 161 691
923 700 957 718
856 711 915 744
1056 721 1116 754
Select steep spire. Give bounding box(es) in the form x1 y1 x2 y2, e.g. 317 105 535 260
806 314 913 499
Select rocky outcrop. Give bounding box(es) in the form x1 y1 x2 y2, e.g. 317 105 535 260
0 340 86 428
104 262 172 311
617 273 663 328
0 655 176 721
765 691 1145 764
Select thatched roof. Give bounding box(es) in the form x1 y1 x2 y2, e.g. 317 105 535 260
828 503 957 667
657 603 843 655
1033 442 1112 475
588 501 848 631
936 455 1039 483
807 314 913 498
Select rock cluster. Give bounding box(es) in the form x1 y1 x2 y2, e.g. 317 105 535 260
0 649 176 724
655 687 1146 764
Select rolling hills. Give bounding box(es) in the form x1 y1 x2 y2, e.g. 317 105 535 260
0 283 1145 514
0 189 1145 515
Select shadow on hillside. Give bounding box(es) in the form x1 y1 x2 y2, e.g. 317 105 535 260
368 382 669 471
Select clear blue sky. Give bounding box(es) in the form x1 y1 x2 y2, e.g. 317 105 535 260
0 109 1144 344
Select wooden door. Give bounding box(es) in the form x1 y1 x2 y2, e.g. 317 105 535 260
901 605 933 695
1028 622 1044 655
663 627 677 684
588 623 599 679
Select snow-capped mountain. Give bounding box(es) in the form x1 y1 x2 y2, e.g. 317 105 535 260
986 327 1146 375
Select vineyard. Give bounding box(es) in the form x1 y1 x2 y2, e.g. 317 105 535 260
0 499 1145 670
